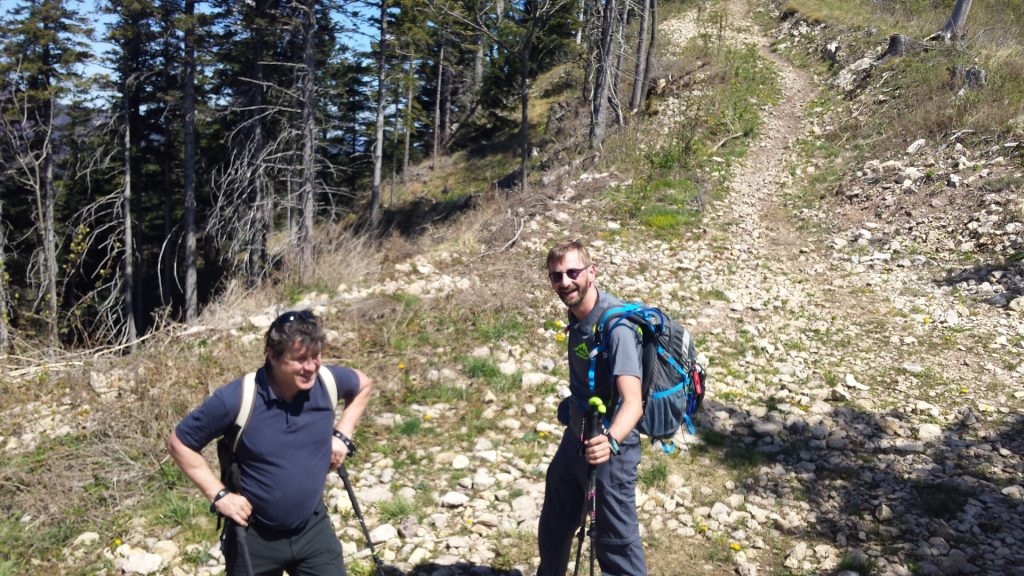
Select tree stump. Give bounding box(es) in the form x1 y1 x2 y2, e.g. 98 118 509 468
876 34 907 62
949 64 987 91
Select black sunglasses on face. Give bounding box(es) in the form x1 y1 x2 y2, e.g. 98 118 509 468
548 267 588 283
272 309 316 328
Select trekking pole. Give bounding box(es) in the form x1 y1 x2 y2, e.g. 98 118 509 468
338 463 386 576
572 396 606 576
233 522 255 576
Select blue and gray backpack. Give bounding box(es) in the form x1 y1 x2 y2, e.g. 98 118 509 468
590 303 706 452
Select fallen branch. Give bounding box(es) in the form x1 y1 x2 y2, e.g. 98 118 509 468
6 361 85 378
711 132 744 152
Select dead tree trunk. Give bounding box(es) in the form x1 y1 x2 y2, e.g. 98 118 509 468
121 84 138 346
297 1 317 277
581 0 597 103
440 66 452 146
403 59 413 185
390 60 401 205
518 8 542 195
432 34 445 170
42 119 58 350
589 0 616 150
183 0 198 323
638 0 656 108
0 194 8 353
927 0 973 45
609 1 629 127
629 0 650 113
370 0 386 230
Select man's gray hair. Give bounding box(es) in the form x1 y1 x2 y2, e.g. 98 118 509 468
264 310 326 359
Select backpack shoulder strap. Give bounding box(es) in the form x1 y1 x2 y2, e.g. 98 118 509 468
319 365 338 412
232 371 258 452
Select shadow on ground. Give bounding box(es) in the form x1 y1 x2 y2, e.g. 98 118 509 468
364 562 521 576
936 259 1024 308
694 397 1024 574
375 195 477 238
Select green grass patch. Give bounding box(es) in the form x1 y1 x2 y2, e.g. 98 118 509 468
397 417 423 436
462 357 521 394
837 550 879 575
405 382 469 404
473 313 527 342
638 458 669 488
378 496 418 523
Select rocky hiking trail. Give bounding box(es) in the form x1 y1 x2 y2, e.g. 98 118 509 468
38 1 1024 575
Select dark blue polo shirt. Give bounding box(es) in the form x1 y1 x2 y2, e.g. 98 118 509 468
175 364 360 530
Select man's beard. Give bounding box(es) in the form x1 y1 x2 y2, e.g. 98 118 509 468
559 280 590 308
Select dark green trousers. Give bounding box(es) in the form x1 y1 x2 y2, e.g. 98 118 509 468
222 503 346 576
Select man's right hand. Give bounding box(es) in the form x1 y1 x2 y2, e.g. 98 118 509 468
215 492 253 526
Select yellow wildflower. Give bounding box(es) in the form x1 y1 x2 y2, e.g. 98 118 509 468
730 543 742 551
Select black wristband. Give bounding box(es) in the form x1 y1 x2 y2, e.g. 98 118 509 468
210 488 230 515
333 430 357 456
605 433 621 456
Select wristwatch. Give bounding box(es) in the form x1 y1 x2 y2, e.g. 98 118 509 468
605 433 621 456
333 430 357 456
210 488 230 515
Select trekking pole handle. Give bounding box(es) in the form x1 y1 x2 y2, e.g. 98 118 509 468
586 396 606 439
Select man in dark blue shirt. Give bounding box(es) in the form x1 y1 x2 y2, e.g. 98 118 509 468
537 240 648 576
168 310 372 575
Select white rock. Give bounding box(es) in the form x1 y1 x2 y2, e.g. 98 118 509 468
829 387 851 402
451 455 470 470
875 504 893 521
116 548 164 575
511 494 538 521
73 532 101 547
1001 485 1024 500
907 139 927 154
845 374 870 390
918 423 942 443
369 524 399 543
440 492 470 507
522 372 554 387
407 547 432 565
498 418 521 430
247 313 275 329
152 540 178 563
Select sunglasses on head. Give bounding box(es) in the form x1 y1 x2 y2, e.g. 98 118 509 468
272 309 316 328
548 267 588 283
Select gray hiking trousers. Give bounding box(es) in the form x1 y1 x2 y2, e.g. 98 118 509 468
536 428 647 576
